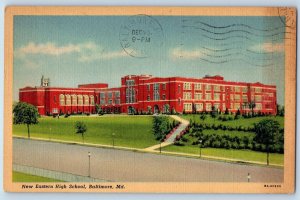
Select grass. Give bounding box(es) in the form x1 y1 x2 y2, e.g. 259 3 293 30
181 114 284 128
162 145 284 165
13 171 64 182
13 115 158 149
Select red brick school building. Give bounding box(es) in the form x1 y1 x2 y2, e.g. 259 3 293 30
19 74 277 115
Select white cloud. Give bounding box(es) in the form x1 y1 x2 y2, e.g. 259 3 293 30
15 41 126 62
250 42 284 53
170 47 204 60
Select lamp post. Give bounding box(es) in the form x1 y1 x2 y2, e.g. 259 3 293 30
88 151 91 178
160 140 162 153
112 133 115 148
247 172 251 182
199 140 202 158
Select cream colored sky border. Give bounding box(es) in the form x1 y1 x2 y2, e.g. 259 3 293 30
4 6 296 193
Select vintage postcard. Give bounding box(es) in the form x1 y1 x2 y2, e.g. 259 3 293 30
4 6 296 193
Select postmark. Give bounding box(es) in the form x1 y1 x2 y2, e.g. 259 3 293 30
278 7 296 29
119 14 164 58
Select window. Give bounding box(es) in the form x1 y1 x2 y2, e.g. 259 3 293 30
234 94 241 101
83 95 89 105
205 93 211 100
234 103 240 110
71 95 77 106
214 93 220 100
108 99 112 105
126 88 135 103
195 93 202 100
90 95 95 105
183 82 191 90
115 91 120 98
126 79 135 86
256 103 262 110
108 92 112 99
206 103 212 111
65 95 71 106
255 95 262 101
214 85 220 92
153 83 160 100
115 99 120 105
59 94 65 106
242 87 248 93
214 103 220 109
162 83 166 90
100 99 106 105
147 95 150 101
195 103 203 111
234 86 240 92
78 95 83 106
147 84 150 91
162 94 166 100
184 103 192 111
195 83 202 90
242 95 248 102
205 84 212 91
100 92 105 98
183 92 192 100
255 87 262 93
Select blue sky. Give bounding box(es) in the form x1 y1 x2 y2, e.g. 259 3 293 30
13 15 286 104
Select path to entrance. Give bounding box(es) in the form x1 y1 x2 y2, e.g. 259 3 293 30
144 115 189 151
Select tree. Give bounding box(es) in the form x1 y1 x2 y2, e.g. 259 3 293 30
200 113 206 122
75 121 87 143
13 102 39 139
253 119 280 165
95 104 103 115
248 101 256 116
211 106 218 120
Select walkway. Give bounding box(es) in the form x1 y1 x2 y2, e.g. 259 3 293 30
144 115 190 151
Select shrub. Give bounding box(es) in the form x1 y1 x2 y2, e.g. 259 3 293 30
174 141 185 146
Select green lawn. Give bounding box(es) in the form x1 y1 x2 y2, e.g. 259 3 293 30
181 114 284 128
163 145 283 165
13 171 63 182
13 115 158 149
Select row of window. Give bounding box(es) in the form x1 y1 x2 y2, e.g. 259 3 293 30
183 92 221 101
183 102 263 111
59 94 95 106
100 91 120 99
100 99 120 105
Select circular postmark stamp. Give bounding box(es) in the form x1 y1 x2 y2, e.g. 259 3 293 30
278 7 296 29
119 14 164 58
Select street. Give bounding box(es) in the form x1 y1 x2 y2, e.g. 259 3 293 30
13 138 283 182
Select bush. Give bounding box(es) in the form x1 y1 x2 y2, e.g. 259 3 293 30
174 141 185 146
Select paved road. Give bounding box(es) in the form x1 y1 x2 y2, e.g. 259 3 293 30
13 138 283 182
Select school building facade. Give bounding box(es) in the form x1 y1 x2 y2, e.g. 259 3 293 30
19 74 277 115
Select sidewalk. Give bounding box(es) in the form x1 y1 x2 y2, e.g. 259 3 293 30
13 164 106 182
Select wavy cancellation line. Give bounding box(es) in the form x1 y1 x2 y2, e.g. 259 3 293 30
182 25 290 38
197 50 283 61
189 57 277 68
194 33 290 43
181 19 287 32
197 46 285 56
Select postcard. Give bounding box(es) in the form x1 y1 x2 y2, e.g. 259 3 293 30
4 6 296 193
